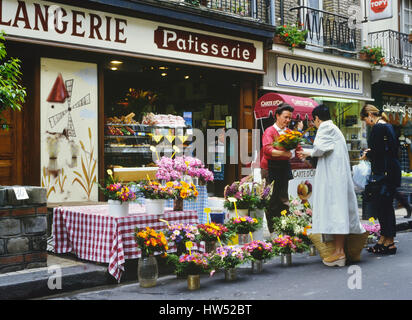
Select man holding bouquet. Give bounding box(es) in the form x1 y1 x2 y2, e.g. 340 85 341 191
261 103 301 235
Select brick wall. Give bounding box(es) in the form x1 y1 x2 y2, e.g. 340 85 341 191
0 187 48 273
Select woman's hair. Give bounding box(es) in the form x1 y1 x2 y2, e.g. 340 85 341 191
275 103 294 118
312 104 331 121
360 104 389 122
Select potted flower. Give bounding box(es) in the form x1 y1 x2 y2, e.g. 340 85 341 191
209 246 247 281
134 227 169 287
243 240 274 273
248 180 273 240
274 23 308 52
175 252 210 290
165 223 200 255
155 156 182 182
171 180 199 211
225 216 261 245
272 235 309 267
359 46 387 67
99 169 136 217
223 181 257 216
138 180 175 215
197 222 234 252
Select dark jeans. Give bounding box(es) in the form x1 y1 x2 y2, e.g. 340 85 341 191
266 160 292 233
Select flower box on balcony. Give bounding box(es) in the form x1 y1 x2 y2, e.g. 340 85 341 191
274 34 288 46
359 52 370 61
409 34 412 43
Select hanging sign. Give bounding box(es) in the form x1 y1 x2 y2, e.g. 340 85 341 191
369 0 393 21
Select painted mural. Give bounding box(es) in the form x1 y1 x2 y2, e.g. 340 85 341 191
40 58 98 202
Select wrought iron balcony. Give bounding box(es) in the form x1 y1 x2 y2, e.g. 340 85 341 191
368 30 412 69
288 6 360 54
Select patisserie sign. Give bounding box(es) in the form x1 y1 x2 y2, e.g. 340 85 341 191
0 0 263 71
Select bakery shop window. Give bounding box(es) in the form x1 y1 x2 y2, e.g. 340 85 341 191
103 58 239 175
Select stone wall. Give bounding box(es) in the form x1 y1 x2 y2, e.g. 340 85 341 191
0 186 48 273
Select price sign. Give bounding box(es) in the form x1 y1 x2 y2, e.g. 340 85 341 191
13 187 29 200
185 241 193 255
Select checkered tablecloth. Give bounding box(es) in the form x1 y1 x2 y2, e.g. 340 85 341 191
53 204 203 282
165 185 208 224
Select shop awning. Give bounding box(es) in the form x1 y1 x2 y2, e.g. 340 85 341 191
254 93 318 120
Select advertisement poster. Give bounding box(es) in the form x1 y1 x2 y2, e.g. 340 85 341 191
40 58 98 202
288 169 315 208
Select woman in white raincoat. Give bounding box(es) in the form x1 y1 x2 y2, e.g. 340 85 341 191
297 105 365 267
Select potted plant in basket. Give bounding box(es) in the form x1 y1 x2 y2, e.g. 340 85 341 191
274 23 308 52
137 180 175 214
134 227 169 287
359 46 387 67
99 169 136 217
243 240 275 273
209 246 248 281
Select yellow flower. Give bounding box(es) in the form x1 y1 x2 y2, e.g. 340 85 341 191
166 182 174 188
369 217 375 224
281 210 287 216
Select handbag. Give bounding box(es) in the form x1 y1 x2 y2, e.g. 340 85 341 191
363 131 390 202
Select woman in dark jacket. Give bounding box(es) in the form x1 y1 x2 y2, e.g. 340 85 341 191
360 104 401 255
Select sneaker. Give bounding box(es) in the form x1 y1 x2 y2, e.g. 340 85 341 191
322 253 346 267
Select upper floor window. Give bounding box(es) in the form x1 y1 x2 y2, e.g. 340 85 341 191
402 0 412 34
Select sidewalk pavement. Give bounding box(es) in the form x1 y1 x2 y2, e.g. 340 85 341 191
1 209 411 300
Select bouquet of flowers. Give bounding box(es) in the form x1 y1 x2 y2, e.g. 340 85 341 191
135 227 169 257
272 210 308 238
272 235 309 255
251 180 273 210
243 240 274 261
171 181 199 201
289 196 313 225
197 222 233 243
209 246 247 270
225 216 261 234
173 252 210 276
223 181 258 210
155 157 182 181
273 128 303 150
165 223 200 249
99 169 136 202
363 218 381 240
137 180 175 200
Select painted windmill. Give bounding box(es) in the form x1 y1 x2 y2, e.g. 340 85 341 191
47 73 91 137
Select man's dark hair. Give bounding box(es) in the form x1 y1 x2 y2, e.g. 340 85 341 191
275 103 294 117
312 104 331 121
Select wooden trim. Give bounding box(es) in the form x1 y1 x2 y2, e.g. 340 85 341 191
98 63 105 201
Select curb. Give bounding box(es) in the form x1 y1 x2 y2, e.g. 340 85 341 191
0 262 111 300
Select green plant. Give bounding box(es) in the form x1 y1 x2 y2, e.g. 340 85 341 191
184 0 201 6
359 46 387 67
275 23 308 52
0 32 26 130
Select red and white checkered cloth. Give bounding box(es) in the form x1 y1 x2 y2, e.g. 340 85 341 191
53 203 204 282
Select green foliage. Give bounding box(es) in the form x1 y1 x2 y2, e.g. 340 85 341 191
184 0 201 6
275 23 308 52
0 32 26 130
360 46 387 67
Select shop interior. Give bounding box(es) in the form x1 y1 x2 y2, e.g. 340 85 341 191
103 57 243 195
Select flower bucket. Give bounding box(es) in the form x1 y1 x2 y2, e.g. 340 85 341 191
237 233 250 246
251 260 264 274
224 268 237 281
281 253 292 267
250 209 265 241
145 199 165 215
138 256 158 288
108 199 129 217
309 244 317 256
173 198 184 211
187 274 200 290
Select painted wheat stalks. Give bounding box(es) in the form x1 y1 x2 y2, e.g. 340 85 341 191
72 128 97 200
41 166 56 199
57 168 67 193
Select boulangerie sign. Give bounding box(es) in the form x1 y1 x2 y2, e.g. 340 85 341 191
368 0 393 21
0 0 263 71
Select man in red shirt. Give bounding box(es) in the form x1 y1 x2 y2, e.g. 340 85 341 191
261 103 296 235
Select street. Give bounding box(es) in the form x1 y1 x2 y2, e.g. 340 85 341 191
44 231 412 301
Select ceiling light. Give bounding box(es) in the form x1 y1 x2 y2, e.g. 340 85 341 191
159 66 168 70
110 60 123 65
110 67 118 71
161 73 167 77
184 75 190 79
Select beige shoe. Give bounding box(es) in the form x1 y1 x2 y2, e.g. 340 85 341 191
322 253 346 267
